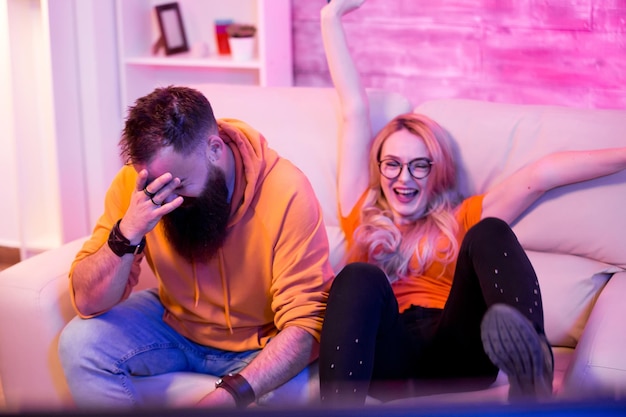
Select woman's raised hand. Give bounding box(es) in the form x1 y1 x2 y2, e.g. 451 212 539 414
324 0 367 17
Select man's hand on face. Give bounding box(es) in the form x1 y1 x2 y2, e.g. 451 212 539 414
119 169 184 243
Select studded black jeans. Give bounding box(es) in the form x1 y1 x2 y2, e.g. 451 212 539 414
319 217 546 406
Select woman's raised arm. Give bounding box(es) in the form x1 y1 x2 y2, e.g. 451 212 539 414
321 0 372 217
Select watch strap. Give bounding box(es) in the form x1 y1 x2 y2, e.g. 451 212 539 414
215 373 255 408
107 219 146 257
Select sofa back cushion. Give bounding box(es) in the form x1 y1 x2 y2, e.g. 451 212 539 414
191 84 412 270
415 99 626 267
415 99 626 347
183 86 623 348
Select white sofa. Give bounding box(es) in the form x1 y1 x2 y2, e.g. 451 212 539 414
1 84 625 412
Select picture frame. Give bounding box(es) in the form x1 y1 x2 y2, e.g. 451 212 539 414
154 2 189 56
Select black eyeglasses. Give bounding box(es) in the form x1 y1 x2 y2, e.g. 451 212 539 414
378 157 434 180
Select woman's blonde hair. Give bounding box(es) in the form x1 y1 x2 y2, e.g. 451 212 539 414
350 113 463 283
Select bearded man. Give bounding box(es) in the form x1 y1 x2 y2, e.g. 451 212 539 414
58 86 334 410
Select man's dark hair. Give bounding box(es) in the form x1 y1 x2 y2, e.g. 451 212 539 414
119 86 218 164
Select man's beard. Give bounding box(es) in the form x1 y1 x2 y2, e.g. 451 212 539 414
162 165 230 262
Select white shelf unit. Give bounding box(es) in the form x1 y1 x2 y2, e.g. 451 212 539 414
116 0 293 112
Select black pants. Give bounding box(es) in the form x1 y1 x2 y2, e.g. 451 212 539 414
319 217 546 405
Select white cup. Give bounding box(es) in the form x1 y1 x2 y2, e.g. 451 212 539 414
229 37 255 61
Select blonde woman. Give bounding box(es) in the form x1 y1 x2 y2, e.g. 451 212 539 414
319 0 626 406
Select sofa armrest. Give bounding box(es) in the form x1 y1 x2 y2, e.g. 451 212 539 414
0 237 87 410
561 272 626 399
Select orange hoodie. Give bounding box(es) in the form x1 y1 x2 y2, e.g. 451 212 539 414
69 119 334 352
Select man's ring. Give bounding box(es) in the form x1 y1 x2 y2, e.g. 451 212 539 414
143 187 157 198
150 197 163 206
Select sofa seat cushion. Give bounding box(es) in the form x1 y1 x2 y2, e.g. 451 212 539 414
528 251 614 348
132 362 320 408
131 348 574 408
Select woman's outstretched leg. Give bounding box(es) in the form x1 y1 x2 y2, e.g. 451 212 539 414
440 217 553 401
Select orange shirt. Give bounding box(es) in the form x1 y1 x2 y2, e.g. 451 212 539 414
340 194 484 312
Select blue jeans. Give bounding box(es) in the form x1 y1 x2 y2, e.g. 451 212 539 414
58 289 261 408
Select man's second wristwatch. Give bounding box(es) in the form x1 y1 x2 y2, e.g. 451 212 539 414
215 373 256 408
107 219 146 257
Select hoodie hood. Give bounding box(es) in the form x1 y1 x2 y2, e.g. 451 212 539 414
217 118 280 228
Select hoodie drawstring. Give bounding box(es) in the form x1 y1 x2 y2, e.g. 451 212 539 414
192 262 200 308
219 250 234 334
192 254 234 335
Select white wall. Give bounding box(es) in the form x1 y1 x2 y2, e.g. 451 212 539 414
1 0 122 257
0 1 20 247
70 0 124 231
4 0 62 255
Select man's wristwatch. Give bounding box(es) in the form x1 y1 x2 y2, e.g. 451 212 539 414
107 219 146 257
214 373 256 408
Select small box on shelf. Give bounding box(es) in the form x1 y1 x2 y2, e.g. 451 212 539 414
214 19 234 55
